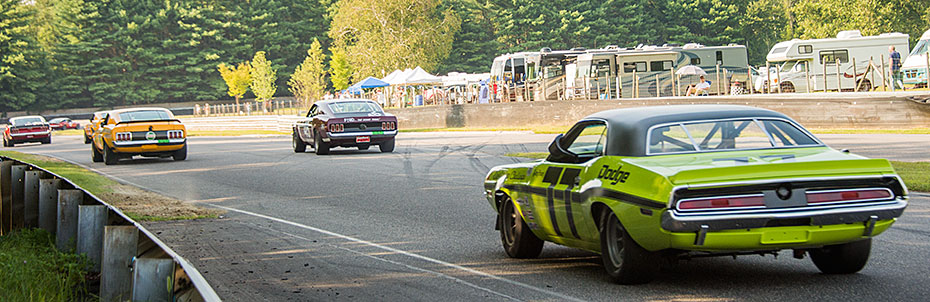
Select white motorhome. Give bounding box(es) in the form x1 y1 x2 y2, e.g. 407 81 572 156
902 29 930 88
573 43 750 98
763 30 910 93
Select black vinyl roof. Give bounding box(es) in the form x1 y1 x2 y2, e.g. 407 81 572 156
582 105 795 156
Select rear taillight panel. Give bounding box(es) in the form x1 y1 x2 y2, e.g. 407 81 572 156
677 194 765 211
806 188 893 204
381 121 396 130
167 130 184 139
115 132 132 142
328 124 344 133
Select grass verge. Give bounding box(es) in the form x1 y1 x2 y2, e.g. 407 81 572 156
0 229 91 301
502 153 928 192
0 151 222 221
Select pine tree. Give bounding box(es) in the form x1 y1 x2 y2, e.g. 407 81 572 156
0 0 44 113
250 51 277 102
288 38 327 103
436 0 502 74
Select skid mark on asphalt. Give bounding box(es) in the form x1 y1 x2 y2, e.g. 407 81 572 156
211 204 585 302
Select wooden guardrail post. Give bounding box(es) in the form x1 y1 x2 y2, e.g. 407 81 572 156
101 225 138 302
11 165 25 229
24 170 41 228
57 189 82 251
77 205 107 272
132 258 176 301
1 160 11 235
38 178 61 234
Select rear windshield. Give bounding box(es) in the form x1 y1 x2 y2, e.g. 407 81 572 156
11 117 45 127
648 119 820 155
327 101 382 114
118 110 173 122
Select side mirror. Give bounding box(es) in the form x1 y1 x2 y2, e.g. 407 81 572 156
547 134 578 163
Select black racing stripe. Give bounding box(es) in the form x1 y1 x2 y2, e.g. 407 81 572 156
564 189 581 239
546 187 563 236
504 184 665 209
583 187 666 209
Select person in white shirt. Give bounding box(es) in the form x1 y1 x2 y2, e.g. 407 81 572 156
686 76 711 96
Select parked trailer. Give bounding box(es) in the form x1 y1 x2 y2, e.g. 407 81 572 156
763 30 910 93
902 29 930 88
639 43 751 95
489 49 587 101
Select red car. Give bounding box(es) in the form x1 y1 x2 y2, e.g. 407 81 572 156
292 99 397 155
48 117 81 130
3 116 51 147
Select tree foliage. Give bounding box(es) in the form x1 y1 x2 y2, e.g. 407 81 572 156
217 62 252 104
329 0 461 79
0 0 45 113
288 38 327 103
329 47 352 91
249 51 277 101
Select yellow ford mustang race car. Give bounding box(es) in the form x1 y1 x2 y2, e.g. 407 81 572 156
91 107 187 165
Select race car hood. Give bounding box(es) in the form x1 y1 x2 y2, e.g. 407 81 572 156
624 147 896 186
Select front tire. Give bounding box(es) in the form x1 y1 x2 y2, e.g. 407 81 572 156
599 210 658 284
173 144 187 161
84 135 92 144
779 82 796 93
810 239 871 274
380 138 395 153
103 145 118 165
499 195 544 258
41 137 51 144
92 144 103 162
292 131 307 153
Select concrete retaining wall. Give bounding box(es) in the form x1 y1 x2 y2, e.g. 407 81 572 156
386 93 930 129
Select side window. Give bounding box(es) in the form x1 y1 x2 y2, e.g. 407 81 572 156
690 57 701 65
649 124 696 154
820 50 849 64
565 123 608 157
716 51 723 65
798 45 813 54
650 60 673 72
622 62 647 73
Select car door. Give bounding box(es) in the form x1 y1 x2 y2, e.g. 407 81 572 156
528 121 608 242
94 113 114 150
296 106 316 142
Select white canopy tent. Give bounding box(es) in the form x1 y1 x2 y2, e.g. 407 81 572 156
401 66 442 85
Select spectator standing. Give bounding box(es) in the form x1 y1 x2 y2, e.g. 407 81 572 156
479 82 489 104
890 46 903 91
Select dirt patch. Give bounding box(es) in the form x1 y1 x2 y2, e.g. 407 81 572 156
98 184 223 220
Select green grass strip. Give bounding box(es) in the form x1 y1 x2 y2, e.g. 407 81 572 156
0 229 91 301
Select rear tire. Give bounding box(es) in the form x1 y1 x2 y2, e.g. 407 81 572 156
599 210 658 284
857 79 872 92
314 131 330 155
499 195 544 258
380 138 395 153
41 137 51 144
292 131 307 153
779 82 795 93
92 144 103 162
84 135 92 144
173 144 187 161
357 144 370 151
810 239 871 274
103 145 118 165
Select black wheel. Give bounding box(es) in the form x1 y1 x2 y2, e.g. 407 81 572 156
380 138 395 153
6 139 14 147
103 145 119 165
173 144 187 161
857 79 872 92
84 135 92 144
2 138 8 147
292 131 307 153
599 210 658 284
779 82 795 93
41 137 51 144
499 195 544 258
92 144 103 162
357 144 370 151
314 131 330 155
809 239 871 274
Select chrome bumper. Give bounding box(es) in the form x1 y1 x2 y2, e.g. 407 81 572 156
10 131 50 137
114 138 186 146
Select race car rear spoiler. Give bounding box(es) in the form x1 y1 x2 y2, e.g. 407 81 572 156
115 119 182 126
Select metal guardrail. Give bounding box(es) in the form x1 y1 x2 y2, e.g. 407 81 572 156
0 156 220 302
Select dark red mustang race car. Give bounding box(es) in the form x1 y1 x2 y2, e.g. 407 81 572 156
48 117 80 130
292 99 397 155
3 116 52 147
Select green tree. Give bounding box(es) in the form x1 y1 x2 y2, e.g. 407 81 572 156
329 47 352 90
329 0 461 79
792 0 928 46
0 0 45 113
436 0 502 74
288 38 327 103
250 51 277 102
217 62 252 106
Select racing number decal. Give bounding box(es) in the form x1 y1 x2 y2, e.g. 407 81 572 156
541 166 583 239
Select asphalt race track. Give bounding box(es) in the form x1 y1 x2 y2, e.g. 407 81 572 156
11 132 930 301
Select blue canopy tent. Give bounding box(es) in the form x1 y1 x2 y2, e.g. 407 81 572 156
346 76 390 94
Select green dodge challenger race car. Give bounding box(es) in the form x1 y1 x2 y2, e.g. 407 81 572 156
484 105 907 284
